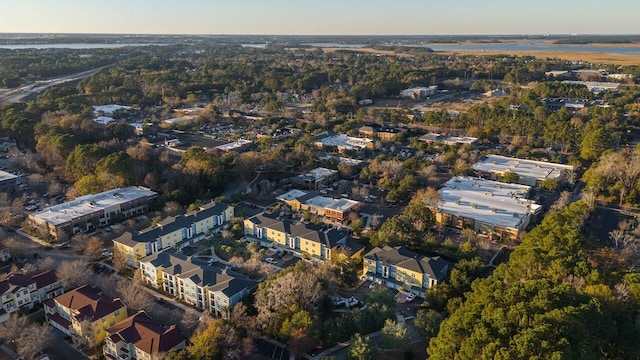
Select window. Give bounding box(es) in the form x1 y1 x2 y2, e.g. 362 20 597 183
382 266 389 278
114 309 120 316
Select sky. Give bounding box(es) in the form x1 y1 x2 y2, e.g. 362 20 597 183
1 0 638 35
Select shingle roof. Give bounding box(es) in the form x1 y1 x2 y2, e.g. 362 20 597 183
114 201 231 246
54 285 126 322
247 213 346 247
365 246 450 280
31 270 59 289
0 272 36 294
106 311 185 356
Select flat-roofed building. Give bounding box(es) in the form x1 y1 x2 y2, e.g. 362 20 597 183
215 139 253 153
419 133 477 146
434 177 541 240
314 133 373 152
29 187 157 241
472 155 574 187
276 190 361 221
400 86 437 99
0 170 18 194
291 167 338 190
114 201 233 266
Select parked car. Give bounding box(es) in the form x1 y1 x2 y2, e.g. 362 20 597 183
265 257 278 265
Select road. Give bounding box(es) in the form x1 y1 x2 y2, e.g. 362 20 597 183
0 65 113 104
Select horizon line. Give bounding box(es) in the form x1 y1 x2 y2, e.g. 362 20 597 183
2 32 640 37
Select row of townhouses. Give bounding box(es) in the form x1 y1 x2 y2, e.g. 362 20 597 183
243 212 362 260
0 270 63 322
114 201 233 266
139 249 258 316
363 246 450 298
45 285 186 359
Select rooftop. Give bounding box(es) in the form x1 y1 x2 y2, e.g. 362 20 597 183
472 155 574 181
215 139 253 152
107 311 185 356
365 246 450 280
54 285 125 322
31 187 157 226
437 176 538 229
315 134 372 150
0 170 18 182
419 133 477 145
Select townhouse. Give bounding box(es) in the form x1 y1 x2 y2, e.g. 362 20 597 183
363 246 450 298
0 270 63 322
104 310 186 360
139 249 257 317
113 201 233 266
29 186 157 241
45 285 127 347
243 212 352 259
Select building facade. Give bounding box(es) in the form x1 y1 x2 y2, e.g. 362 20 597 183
114 201 234 266
139 249 257 317
45 285 127 347
104 310 186 360
363 246 450 297
434 177 541 240
29 187 157 241
0 270 63 323
243 212 349 259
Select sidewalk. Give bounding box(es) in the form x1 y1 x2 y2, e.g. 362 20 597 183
16 228 49 247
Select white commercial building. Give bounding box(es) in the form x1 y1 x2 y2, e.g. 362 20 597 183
29 187 157 241
472 155 574 187
314 134 373 152
434 177 541 240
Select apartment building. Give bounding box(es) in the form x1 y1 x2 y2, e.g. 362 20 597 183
363 246 450 297
45 285 127 347
103 310 186 360
276 190 361 221
243 212 350 259
113 201 233 266
139 249 257 316
472 155 574 187
0 270 63 323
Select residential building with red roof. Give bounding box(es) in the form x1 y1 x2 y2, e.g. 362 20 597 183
103 310 186 360
0 270 62 323
45 285 127 346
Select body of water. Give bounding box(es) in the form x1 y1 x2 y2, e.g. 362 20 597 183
303 40 640 55
0 43 163 49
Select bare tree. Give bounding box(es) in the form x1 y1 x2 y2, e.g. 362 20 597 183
57 260 91 289
36 257 56 273
549 191 571 213
16 322 53 360
595 151 640 205
84 236 104 259
116 277 153 311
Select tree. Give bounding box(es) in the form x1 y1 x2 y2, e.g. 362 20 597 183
57 260 91 289
580 118 612 160
501 171 519 184
347 333 375 360
187 319 223 360
84 236 104 259
593 150 640 205
414 309 444 338
379 319 408 349
540 178 559 191
116 277 154 311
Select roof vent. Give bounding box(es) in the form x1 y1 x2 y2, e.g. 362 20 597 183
491 208 497 213
471 203 477 209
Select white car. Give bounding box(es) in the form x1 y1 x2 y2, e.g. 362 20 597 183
345 296 359 308
101 251 113 257
265 257 278 265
